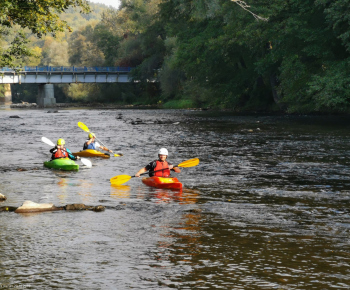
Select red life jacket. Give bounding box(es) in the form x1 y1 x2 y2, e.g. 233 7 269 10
153 160 170 177
53 148 68 159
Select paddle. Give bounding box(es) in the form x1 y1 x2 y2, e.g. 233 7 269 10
110 158 200 185
77 122 122 157
41 137 92 168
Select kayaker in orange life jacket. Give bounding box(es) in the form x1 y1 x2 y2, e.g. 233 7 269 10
83 133 112 153
135 148 181 177
50 138 80 161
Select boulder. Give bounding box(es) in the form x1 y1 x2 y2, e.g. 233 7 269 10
14 200 63 213
65 203 105 212
0 193 7 201
0 200 105 214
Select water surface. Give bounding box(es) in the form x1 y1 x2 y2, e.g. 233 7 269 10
1 108 350 289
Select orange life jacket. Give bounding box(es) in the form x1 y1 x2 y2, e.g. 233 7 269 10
53 148 68 159
153 160 170 177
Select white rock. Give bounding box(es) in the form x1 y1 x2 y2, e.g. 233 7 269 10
18 200 54 209
15 200 58 213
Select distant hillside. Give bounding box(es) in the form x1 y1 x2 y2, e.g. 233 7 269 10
61 2 117 32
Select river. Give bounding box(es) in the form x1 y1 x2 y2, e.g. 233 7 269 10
0 107 350 289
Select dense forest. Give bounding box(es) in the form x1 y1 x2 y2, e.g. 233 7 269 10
1 0 350 113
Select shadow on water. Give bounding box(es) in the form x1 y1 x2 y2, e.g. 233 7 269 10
0 109 350 289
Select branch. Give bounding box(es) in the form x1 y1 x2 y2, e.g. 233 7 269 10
231 0 268 21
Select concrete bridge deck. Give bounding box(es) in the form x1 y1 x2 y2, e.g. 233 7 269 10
0 66 133 107
0 66 133 84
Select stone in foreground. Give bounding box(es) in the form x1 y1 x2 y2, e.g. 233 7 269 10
15 200 62 213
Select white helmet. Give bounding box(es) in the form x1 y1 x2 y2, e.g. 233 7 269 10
158 148 168 155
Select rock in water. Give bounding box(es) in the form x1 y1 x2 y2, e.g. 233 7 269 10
14 200 62 213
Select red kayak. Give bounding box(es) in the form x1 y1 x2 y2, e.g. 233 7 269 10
142 176 183 190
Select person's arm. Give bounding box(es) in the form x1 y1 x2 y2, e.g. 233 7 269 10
135 167 148 177
169 164 181 173
66 148 80 161
85 137 95 146
49 146 57 153
99 145 112 153
94 141 112 153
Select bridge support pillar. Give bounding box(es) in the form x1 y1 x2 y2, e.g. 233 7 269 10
0 84 12 103
37 84 56 107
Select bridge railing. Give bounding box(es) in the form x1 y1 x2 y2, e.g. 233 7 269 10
0 66 133 72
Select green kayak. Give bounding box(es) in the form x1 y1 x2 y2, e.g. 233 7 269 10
44 158 79 171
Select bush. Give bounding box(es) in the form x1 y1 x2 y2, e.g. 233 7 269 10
163 99 195 109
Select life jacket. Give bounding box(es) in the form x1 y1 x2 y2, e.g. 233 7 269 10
83 140 96 150
53 148 68 159
153 160 170 177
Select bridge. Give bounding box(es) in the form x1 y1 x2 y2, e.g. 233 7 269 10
0 66 133 107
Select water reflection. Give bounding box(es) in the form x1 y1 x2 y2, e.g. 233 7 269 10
110 184 131 199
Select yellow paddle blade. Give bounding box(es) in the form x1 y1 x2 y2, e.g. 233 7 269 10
113 153 123 157
178 158 200 168
110 175 132 185
78 122 90 133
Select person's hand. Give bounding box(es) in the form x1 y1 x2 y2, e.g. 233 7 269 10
77 156 81 160
109 150 113 153
135 173 140 177
169 165 174 169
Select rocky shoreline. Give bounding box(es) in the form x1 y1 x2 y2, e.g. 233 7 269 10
9 102 211 111
10 102 159 109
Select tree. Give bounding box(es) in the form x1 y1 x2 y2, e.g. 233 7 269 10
0 0 91 67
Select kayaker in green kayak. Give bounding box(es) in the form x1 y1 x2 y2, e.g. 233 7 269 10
50 138 80 161
135 148 181 177
83 133 112 153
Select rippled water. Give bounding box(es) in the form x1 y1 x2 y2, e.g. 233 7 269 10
1 107 350 289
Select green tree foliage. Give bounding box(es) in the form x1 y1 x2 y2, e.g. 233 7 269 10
150 0 350 112
0 0 90 37
68 24 105 66
0 0 91 67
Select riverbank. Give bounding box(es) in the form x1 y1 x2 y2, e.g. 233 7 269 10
10 102 159 109
9 102 211 111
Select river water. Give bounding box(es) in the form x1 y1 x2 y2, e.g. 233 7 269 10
0 107 350 289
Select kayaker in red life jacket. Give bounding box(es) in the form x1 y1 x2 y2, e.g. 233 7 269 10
135 148 181 177
83 133 112 153
50 138 80 161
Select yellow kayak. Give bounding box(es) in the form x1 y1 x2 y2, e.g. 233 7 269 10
72 149 111 159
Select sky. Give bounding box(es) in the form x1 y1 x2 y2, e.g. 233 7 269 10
87 0 121 10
